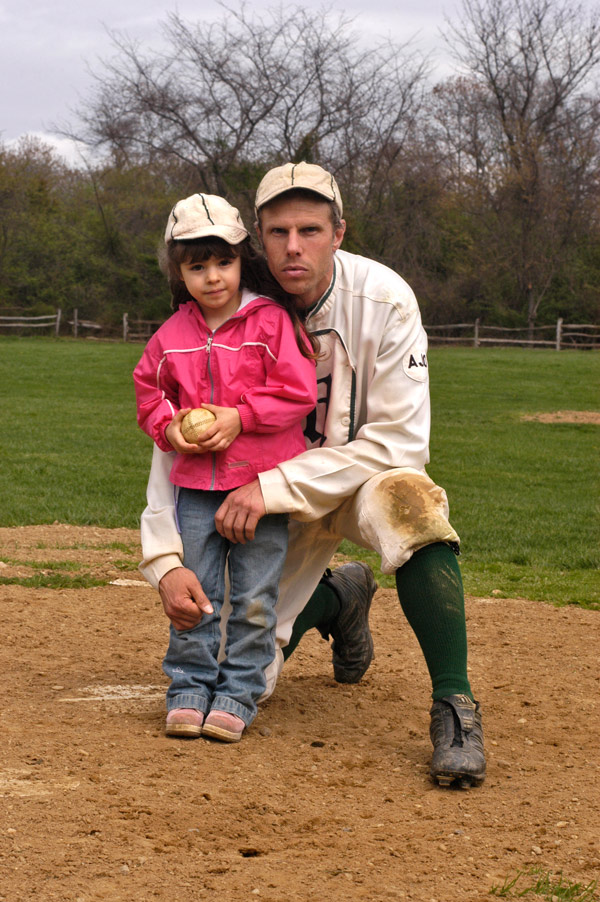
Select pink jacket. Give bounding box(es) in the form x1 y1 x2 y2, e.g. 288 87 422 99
133 291 317 491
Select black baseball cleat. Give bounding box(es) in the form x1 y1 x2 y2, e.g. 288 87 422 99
429 694 486 789
320 562 376 683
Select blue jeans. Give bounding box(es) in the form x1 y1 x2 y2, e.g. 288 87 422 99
163 487 288 725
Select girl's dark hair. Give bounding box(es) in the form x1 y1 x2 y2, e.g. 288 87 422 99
159 236 319 359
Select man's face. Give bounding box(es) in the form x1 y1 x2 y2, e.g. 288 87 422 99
257 195 346 309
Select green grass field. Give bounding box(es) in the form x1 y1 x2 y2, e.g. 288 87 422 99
0 337 598 607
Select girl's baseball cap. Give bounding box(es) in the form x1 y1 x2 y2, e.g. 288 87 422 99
255 162 343 217
165 194 249 244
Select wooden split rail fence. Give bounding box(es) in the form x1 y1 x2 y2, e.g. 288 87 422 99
424 318 600 350
0 310 598 349
0 310 63 336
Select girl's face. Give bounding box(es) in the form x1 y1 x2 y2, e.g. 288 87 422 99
179 254 242 327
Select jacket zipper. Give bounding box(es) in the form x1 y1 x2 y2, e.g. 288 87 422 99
199 302 255 488
206 335 216 489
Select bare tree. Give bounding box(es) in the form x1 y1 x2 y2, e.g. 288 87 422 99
440 0 600 331
62 4 428 220
427 77 502 192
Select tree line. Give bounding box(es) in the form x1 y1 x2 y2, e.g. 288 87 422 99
1 0 599 331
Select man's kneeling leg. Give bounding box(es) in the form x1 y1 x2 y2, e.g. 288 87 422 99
283 562 376 684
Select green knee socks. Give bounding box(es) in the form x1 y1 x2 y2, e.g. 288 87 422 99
396 542 472 701
282 581 340 661
283 543 472 702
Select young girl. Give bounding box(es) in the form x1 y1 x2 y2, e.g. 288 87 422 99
133 193 317 742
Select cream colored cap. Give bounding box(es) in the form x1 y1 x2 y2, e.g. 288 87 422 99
255 162 343 217
165 194 249 244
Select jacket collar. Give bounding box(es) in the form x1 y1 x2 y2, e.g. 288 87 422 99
186 289 278 329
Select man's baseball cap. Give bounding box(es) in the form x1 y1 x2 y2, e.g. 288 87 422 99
165 193 249 244
255 162 343 217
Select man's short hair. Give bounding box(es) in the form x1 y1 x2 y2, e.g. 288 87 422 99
256 188 343 232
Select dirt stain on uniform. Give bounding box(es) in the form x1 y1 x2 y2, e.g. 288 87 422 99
374 473 459 550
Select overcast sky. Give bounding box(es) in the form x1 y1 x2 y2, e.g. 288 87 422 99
1 0 466 162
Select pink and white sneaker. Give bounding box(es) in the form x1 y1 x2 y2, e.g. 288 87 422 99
202 710 245 743
165 708 204 738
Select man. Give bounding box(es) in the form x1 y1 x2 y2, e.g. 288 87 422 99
140 162 485 788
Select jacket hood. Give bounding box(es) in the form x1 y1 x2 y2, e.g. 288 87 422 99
183 289 282 331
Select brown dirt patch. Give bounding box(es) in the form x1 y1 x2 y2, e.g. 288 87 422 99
521 409 600 424
1 525 599 901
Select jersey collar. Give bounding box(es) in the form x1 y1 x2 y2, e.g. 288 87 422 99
306 259 336 320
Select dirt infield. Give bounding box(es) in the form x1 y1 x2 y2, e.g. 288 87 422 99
520 410 600 425
1 526 599 901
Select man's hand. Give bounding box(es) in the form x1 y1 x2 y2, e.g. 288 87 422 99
158 567 213 631
214 478 267 543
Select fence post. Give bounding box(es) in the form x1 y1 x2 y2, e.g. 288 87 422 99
73 308 78 338
123 312 128 342
474 318 480 348
556 317 563 351
55 309 62 337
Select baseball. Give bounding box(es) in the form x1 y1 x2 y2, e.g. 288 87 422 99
181 408 217 443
